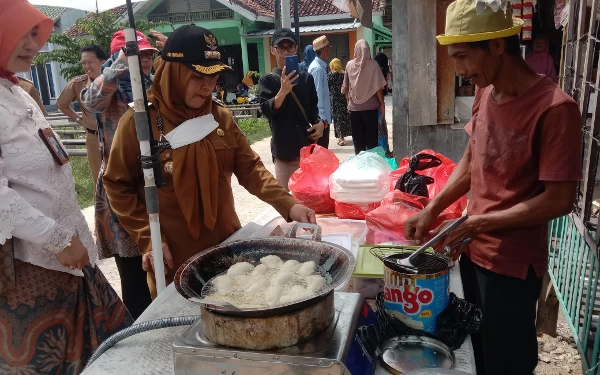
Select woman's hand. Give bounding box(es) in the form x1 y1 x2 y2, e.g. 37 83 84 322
380 103 386 119
289 204 317 224
55 236 90 270
150 29 168 48
142 242 174 275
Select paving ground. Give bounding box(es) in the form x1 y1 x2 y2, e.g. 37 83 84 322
81 95 581 373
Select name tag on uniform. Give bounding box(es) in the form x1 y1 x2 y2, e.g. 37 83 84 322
165 114 219 149
38 128 70 165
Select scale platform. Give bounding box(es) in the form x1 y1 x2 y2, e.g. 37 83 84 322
173 292 379 375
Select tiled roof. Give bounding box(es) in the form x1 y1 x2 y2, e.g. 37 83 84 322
244 21 360 36
228 0 384 19
64 5 128 37
35 5 68 21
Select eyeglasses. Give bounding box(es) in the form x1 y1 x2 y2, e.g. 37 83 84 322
275 45 296 53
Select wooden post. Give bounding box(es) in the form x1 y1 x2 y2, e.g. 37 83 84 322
407 0 438 127
436 0 455 125
392 0 409 164
536 272 559 337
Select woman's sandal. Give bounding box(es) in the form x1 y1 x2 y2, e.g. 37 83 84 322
337 138 345 146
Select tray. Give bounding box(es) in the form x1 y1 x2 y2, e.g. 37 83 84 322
252 217 368 245
353 245 425 278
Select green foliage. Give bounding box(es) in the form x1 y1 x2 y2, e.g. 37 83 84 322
237 117 271 145
35 11 171 81
71 155 95 208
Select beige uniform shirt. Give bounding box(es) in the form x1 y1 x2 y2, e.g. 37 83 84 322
56 75 97 131
17 77 48 116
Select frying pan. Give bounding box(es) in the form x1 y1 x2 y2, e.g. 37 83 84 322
174 223 356 318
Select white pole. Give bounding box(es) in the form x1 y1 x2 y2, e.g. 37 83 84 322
281 0 291 28
124 27 166 294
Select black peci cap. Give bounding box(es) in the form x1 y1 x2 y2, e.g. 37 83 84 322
272 28 297 46
161 25 233 76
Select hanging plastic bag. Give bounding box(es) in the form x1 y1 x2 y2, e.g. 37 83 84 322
394 154 442 197
289 144 339 213
389 149 467 219
330 151 392 204
365 191 444 243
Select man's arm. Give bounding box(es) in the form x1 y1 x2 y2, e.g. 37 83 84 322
477 181 575 232
81 52 128 113
56 82 81 124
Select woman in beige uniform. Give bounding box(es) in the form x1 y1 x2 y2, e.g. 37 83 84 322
103 25 315 297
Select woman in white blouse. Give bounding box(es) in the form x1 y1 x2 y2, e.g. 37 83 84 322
0 2 132 373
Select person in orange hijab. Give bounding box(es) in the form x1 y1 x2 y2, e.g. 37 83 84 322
0 1 132 373
103 25 316 297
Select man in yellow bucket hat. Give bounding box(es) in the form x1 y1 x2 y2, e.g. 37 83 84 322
405 0 583 373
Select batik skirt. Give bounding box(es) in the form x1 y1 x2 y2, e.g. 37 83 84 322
0 262 132 374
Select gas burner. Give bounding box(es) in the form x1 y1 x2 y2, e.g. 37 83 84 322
173 292 379 375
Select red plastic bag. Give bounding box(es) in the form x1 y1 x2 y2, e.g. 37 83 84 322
365 191 429 243
335 201 381 220
289 144 340 213
365 190 462 244
389 150 467 218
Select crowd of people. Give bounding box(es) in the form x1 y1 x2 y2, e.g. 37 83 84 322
258 28 391 187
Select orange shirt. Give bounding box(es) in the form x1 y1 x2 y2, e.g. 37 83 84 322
465 77 582 279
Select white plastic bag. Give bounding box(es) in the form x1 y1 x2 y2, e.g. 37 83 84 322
330 151 392 204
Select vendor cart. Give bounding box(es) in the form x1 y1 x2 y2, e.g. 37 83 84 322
82 207 476 375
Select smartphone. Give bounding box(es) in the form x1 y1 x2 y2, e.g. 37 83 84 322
285 55 299 81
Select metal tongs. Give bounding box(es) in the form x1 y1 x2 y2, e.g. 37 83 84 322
391 216 469 273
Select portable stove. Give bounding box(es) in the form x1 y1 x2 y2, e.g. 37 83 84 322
173 292 380 375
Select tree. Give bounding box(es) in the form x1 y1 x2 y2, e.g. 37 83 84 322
35 10 171 81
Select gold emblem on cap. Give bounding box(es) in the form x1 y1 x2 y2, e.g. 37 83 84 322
205 51 221 59
192 64 229 75
204 34 218 51
164 161 174 174
217 129 225 137
167 52 184 58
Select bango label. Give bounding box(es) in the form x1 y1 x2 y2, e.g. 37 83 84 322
383 273 450 334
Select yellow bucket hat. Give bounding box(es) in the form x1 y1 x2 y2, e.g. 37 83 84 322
437 0 524 45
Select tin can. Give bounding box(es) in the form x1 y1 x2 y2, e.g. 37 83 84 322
383 258 450 335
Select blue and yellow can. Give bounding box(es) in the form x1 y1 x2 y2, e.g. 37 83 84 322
383 256 450 335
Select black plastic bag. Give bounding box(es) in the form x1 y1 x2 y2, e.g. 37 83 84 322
394 153 442 197
370 292 482 351
436 293 483 349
